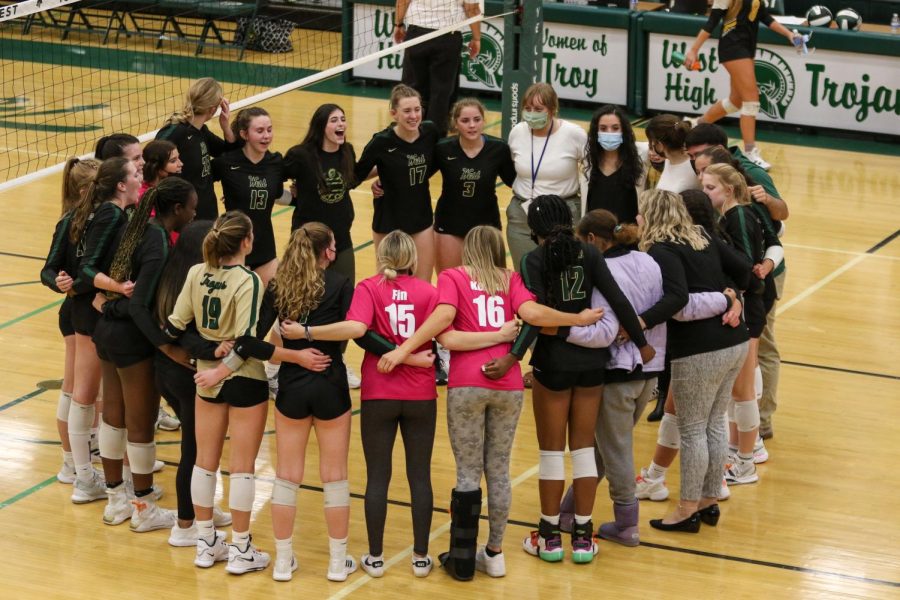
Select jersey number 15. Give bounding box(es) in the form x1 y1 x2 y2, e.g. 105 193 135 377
385 303 415 338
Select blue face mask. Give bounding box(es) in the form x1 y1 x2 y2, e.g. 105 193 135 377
598 132 623 151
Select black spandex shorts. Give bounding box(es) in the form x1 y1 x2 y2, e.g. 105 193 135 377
718 31 755 63
433 202 501 238
71 294 101 336
58 297 75 337
199 376 269 408
532 367 605 392
743 293 767 339
276 371 351 421
93 317 155 368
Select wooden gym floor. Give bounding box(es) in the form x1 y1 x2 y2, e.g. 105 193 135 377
0 78 899 598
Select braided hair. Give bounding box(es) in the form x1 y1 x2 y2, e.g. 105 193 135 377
527 195 581 308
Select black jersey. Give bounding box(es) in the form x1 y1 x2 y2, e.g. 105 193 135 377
703 0 774 59
278 269 354 391
587 167 638 224
212 148 285 268
722 204 778 296
284 144 357 252
354 121 441 234
41 212 80 294
93 222 170 361
156 121 240 220
515 242 648 372
73 201 128 296
433 135 515 237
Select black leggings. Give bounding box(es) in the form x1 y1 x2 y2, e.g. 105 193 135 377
155 353 197 522
361 399 436 556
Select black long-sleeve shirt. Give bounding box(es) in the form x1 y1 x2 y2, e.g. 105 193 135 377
41 212 79 294
73 201 128 296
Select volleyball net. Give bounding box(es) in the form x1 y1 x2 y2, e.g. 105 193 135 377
0 0 499 190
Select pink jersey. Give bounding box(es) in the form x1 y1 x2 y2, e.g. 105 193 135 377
346 274 438 401
437 267 536 391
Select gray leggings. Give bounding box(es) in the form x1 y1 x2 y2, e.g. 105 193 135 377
671 343 748 501
594 378 657 505
447 387 523 547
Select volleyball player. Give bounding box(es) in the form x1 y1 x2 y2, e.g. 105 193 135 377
41 157 100 483
141 140 183 196
432 98 515 273
95 133 144 173
212 107 286 286
355 84 441 280
683 0 803 170
65 157 141 503
157 77 238 219
162 211 270 575
92 176 197 531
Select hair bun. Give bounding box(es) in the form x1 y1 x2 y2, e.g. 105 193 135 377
382 267 398 280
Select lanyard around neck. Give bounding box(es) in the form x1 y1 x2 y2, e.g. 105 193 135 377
531 120 554 199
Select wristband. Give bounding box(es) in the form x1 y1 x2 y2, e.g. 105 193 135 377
305 324 313 342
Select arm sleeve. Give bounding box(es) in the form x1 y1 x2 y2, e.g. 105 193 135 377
566 289 620 348
758 3 775 26
354 135 380 182
128 230 170 347
674 292 729 322
713 235 752 291
179 323 220 360
354 329 397 355
203 127 240 157
163 267 197 338
499 145 517 188
40 215 70 293
640 246 690 328
702 8 726 33
232 335 276 361
74 205 121 294
587 247 647 347
254 287 278 339
510 252 543 358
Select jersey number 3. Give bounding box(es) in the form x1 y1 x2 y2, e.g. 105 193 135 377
385 303 415 338
202 295 221 330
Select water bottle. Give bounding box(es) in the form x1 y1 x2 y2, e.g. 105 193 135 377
891 13 899 34
631 0 639 11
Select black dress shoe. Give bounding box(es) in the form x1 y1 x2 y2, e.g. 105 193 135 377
649 512 701 533
698 504 720 526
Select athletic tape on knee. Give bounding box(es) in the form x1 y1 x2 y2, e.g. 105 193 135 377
271 478 299 507
740 101 760 117
722 98 740 114
229 473 255 512
323 480 350 509
727 398 736 422
657 413 681 449
56 391 72 422
754 365 763 401
191 466 217 508
733 400 760 432
538 450 565 481
570 447 598 480
99 421 126 460
68 402 94 435
126 441 156 475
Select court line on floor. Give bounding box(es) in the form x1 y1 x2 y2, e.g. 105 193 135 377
783 242 900 261
0 388 46 412
0 250 45 261
0 280 41 288
782 360 899 381
0 298 63 330
0 476 58 510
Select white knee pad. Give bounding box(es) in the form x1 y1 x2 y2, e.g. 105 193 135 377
538 450 565 481
229 473 255 512
191 466 217 508
740 101 760 117
754 366 763 401
99 421 126 460
733 400 760 432
56 391 72 422
68 402 94 435
722 98 740 114
126 441 156 475
271 478 299 507
657 413 681 449
323 480 350 508
727 398 736 422
570 447 598 480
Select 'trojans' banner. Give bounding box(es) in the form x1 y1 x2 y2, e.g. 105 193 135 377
351 4 628 105
646 34 900 136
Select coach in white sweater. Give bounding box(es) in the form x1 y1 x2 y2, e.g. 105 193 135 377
506 82 588 272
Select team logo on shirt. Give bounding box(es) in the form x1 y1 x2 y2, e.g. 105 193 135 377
321 168 345 204
460 21 504 90
755 48 796 120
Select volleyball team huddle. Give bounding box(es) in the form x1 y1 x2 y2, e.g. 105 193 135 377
41 75 787 582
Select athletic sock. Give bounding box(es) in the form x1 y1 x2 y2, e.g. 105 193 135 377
275 537 292 560
63 450 73 467
647 461 667 480
232 529 250 547
485 547 501 557
574 514 591 526
540 513 560 526
197 519 215 544
738 452 753 463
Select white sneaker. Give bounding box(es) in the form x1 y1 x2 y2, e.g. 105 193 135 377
156 406 181 431
57 461 76 484
272 554 298 582
103 483 131 525
346 366 361 389
744 146 771 171
195 531 229 568
169 523 199 547
360 553 384 578
213 506 233 527
226 537 270 575
411 554 432 578
475 546 506 577
635 468 669 501
71 471 107 503
753 436 769 464
130 498 176 532
327 555 358 582
725 459 759 485
718 478 731 501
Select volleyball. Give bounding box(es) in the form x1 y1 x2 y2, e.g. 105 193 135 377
834 8 862 31
805 5 833 27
